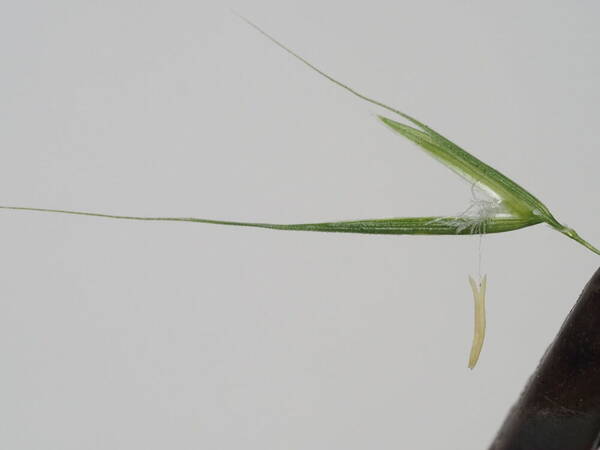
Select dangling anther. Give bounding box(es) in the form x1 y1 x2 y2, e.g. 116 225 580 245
468 275 487 369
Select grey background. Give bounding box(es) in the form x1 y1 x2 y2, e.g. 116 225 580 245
2 1 599 449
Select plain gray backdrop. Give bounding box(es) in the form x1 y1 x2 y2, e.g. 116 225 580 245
2 1 600 449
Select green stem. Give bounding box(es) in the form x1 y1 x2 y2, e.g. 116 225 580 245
557 225 600 256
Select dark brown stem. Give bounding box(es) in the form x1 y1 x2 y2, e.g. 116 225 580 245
490 267 600 450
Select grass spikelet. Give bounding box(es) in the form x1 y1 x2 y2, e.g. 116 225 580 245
1 15 598 369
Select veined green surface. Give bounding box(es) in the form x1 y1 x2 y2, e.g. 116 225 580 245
0 16 598 257
0 206 542 235
378 116 541 218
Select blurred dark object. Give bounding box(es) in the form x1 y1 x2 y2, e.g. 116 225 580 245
490 267 600 449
